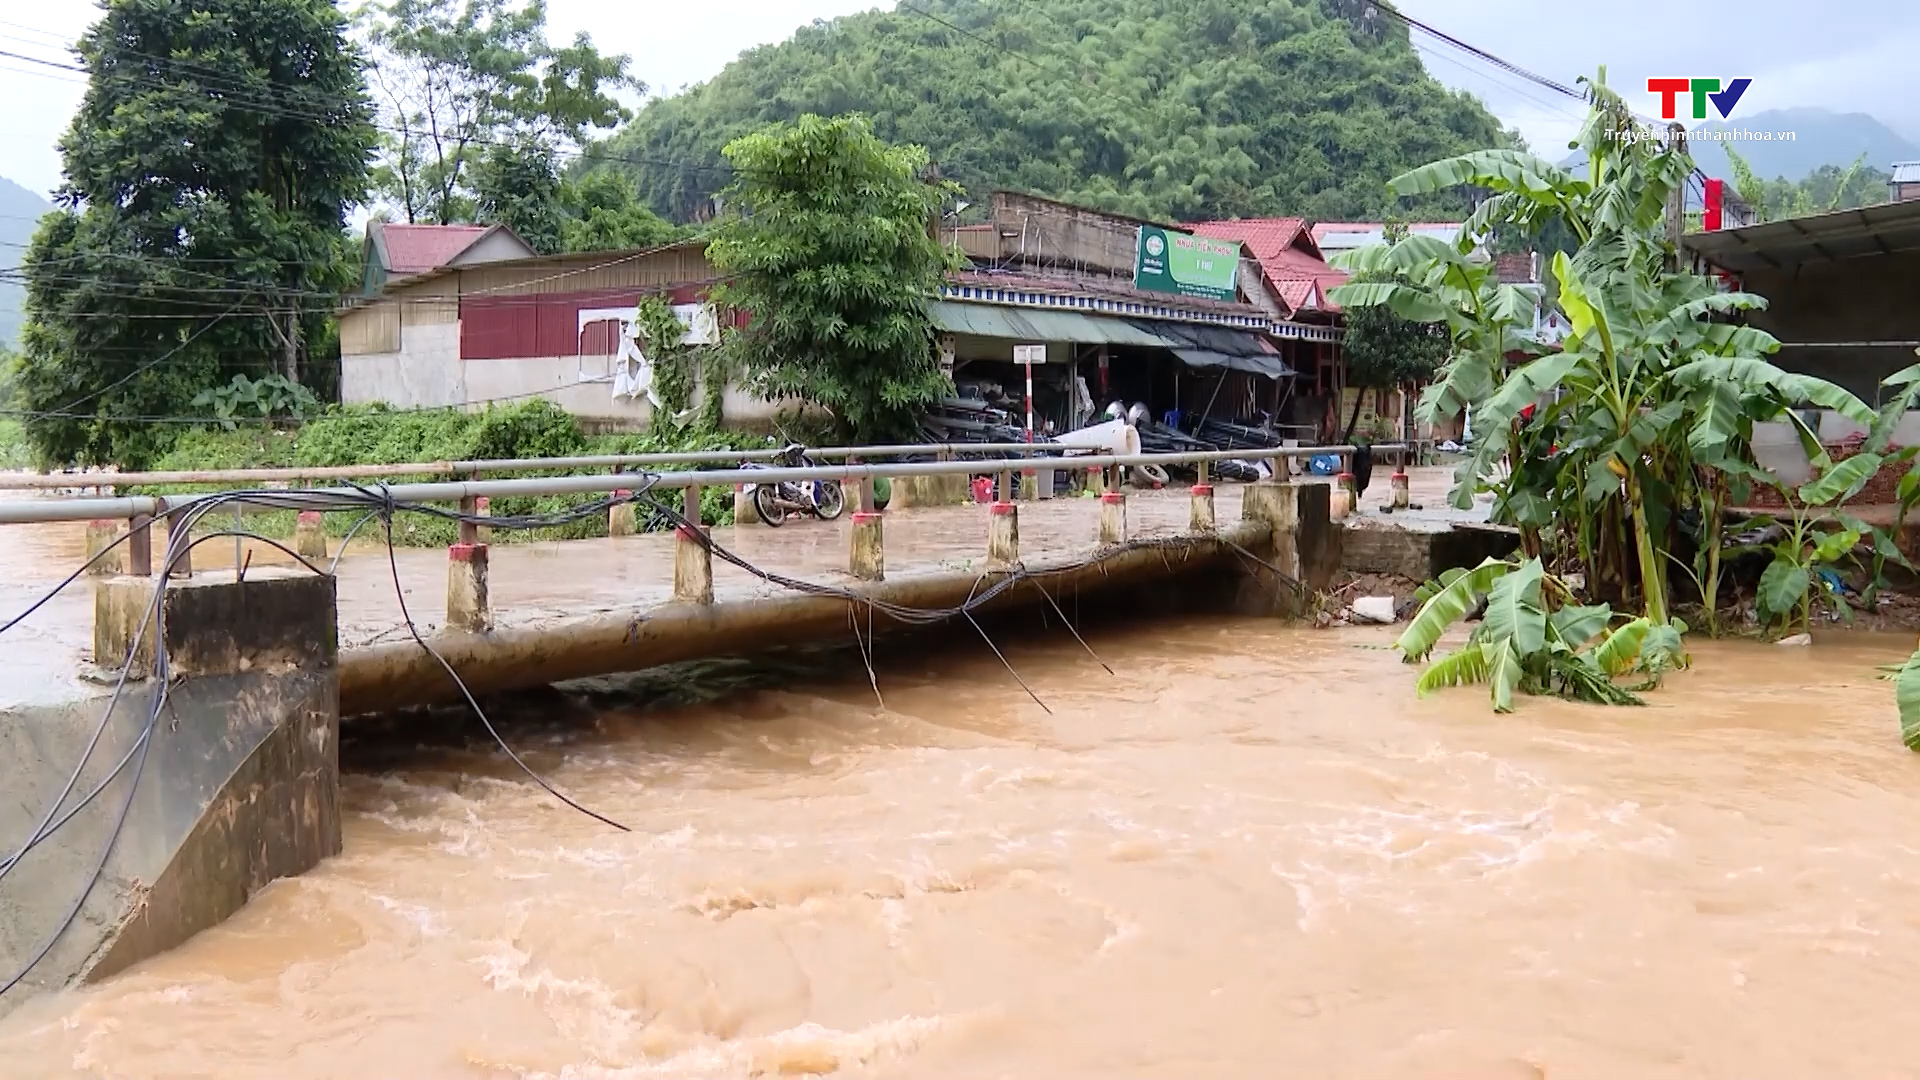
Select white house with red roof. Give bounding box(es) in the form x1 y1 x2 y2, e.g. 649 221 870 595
360 221 536 295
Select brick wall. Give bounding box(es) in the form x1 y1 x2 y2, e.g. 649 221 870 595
1745 443 1906 509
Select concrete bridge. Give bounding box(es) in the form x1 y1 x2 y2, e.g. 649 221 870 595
0 449 1509 1015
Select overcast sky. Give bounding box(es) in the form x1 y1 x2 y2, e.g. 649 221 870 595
2 0 1916 201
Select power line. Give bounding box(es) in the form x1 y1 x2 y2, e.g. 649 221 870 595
0 38 738 180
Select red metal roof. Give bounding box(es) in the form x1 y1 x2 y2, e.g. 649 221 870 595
1188 218 1348 314
379 224 493 275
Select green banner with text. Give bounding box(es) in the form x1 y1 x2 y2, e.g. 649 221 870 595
1133 226 1239 302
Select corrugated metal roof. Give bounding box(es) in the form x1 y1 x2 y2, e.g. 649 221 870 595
1892 162 1920 184
1683 197 1920 272
378 223 492 274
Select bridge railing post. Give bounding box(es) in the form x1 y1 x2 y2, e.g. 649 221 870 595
1191 459 1215 534
127 511 153 578
849 465 884 581
674 484 713 604
448 491 490 632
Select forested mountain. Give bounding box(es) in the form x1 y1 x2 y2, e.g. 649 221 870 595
0 175 52 348
596 0 1509 224
1691 108 1917 184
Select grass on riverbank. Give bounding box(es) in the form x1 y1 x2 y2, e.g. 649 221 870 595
128 402 767 548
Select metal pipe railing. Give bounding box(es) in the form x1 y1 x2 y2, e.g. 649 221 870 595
0 441 1084 491
0 445 1401 526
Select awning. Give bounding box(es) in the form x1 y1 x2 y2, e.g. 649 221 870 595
927 300 1294 377
1134 319 1294 378
1171 348 1292 378
929 301 1166 347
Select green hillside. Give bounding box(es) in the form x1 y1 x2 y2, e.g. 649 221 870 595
597 0 1508 224
0 175 52 348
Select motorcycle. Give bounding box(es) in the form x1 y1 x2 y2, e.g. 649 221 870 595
743 444 845 527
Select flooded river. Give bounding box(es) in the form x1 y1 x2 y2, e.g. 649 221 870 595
3 616 1920 1078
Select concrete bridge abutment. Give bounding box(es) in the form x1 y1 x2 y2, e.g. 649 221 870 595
0 567 340 1016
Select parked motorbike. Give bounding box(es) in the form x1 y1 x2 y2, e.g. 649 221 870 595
743 444 845 526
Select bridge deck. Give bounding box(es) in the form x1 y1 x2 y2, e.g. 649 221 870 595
2 486 1246 710
1 466 1476 711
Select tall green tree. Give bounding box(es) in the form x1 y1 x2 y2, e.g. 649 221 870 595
474 138 567 252
707 115 956 442
362 0 635 225
557 173 682 253
472 142 682 254
16 0 374 468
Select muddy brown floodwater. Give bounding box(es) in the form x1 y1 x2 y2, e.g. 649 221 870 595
4 618 1920 1079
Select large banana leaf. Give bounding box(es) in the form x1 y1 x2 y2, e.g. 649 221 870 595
1395 558 1511 660
1810 526 1864 565
1416 642 1495 696
1484 352 1582 426
1590 617 1654 676
1778 373 1876 426
1635 621 1688 674
1895 647 1920 751
1672 357 1874 427
1482 557 1547 655
1643 291 1769 347
1487 282 1544 327
1799 453 1883 507
1685 379 1748 459
1757 558 1810 621
1487 639 1524 713
1388 233 1475 269
1549 604 1615 651
1884 360 1920 388
1327 245 1393 275
1386 148 1579 201
1326 281 1450 324
1553 251 1611 351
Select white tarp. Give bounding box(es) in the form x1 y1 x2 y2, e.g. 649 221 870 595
575 303 717 405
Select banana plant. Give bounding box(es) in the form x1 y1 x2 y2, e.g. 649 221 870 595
1346 69 1876 628
1396 556 1686 713
1326 234 1544 519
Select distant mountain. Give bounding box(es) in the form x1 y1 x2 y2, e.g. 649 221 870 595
0 176 53 349
1689 108 1917 183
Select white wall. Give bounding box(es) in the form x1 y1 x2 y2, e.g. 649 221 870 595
342 317 796 429
1750 411 1920 488
459 353 790 429
340 322 462 409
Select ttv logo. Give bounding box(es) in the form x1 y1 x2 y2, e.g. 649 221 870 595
1647 78 1752 121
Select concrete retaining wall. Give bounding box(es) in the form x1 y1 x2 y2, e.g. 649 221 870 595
1341 522 1521 582
0 569 340 1017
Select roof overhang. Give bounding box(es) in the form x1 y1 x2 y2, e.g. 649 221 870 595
1684 199 1920 274
928 301 1295 377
